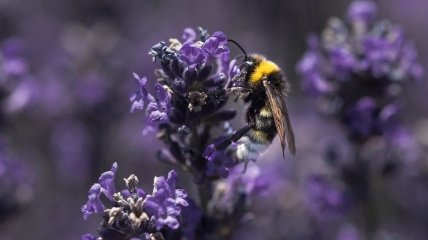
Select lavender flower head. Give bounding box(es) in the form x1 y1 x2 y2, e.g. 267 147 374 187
298 3 425 238
131 27 240 181
296 0 423 141
0 38 28 81
0 37 35 113
81 162 190 240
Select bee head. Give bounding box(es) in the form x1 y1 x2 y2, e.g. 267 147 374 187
240 57 257 74
227 40 278 89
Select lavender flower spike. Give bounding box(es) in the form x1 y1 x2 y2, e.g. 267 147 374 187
82 163 192 240
132 27 238 181
296 0 423 141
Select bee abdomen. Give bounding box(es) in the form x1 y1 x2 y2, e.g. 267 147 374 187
232 115 277 162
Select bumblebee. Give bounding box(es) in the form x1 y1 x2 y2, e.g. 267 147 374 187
226 40 296 162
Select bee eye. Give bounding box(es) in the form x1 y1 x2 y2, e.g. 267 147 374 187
240 61 253 70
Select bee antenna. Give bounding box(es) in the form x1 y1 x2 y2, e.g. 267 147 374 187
227 39 248 59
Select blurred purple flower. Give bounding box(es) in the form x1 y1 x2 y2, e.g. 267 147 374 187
305 175 349 218
336 224 361 240
347 0 377 23
297 0 423 141
296 37 333 96
344 97 378 139
81 234 97 240
180 198 203 240
0 37 36 113
227 164 268 197
208 164 268 216
329 47 356 74
182 28 197 43
0 37 28 78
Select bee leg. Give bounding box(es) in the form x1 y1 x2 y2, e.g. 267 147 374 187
214 123 255 150
242 159 249 173
226 87 252 96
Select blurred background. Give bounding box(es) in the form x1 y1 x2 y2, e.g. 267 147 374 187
0 0 427 239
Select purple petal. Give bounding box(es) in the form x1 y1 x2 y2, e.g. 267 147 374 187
166 170 178 189
121 188 146 198
143 197 161 216
81 183 105 220
182 28 196 43
81 234 97 240
154 83 171 110
347 0 378 23
179 43 207 67
98 162 118 200
211 31 228 44
148 110 168 123
146 101 159 113
329 47 355 73
130 96 144 113
202 37 220 55
161 215 179 229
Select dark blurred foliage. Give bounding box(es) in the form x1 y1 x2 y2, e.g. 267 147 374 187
0 0 427 239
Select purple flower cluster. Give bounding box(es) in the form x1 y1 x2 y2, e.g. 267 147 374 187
0 38 28 80
0 37 35 220
82 163 190 240
304 175 349 219
297 1 425 238
0 37 35 113
297 0 423 142
126 27 275 240
131 27 239 181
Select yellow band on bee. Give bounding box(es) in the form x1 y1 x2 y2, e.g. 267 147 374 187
250 60 280 84
250 130 269 141
259 107 272 117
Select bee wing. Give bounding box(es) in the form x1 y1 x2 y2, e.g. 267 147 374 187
263 80 296 156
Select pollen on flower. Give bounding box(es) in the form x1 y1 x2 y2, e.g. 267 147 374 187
188 91 208 112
